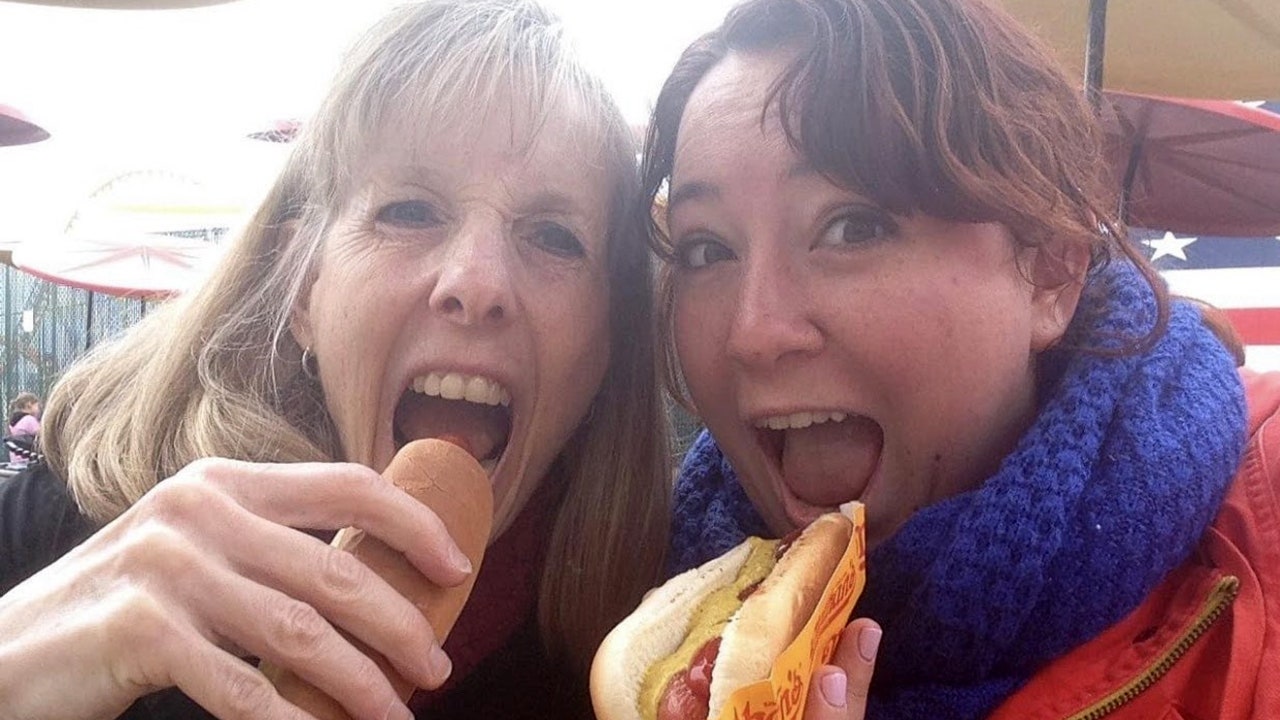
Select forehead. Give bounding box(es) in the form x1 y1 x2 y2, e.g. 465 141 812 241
361 89 614 198
673 51 795 179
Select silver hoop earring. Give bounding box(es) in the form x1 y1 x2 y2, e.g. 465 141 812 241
301 346 320 381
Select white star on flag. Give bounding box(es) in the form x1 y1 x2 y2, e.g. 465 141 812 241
1144 231 1198 261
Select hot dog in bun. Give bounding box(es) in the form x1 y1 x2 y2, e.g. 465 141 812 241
591 510 854 720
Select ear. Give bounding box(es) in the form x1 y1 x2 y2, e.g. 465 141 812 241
279 221 317 350
1028 240 1090 352
290 300 316 352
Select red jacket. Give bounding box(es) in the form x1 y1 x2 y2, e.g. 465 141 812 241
992 370 1280 720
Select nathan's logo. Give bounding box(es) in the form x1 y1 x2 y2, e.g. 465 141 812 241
813 524 865 638
731 699 778 720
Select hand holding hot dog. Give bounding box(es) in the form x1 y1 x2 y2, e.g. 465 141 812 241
0 447 477 720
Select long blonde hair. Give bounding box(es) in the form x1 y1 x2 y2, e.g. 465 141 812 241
44 0 668 685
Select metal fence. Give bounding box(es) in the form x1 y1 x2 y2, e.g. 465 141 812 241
0 266 146 408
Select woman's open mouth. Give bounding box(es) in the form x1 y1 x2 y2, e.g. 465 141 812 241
754 410 883 525
392 371 513 474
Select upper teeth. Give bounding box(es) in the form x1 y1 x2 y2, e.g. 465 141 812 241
411 371 511 407
755 411 848 430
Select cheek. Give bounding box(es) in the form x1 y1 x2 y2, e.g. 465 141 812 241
312 269 403 368
541 280 612 403
671 285 727 395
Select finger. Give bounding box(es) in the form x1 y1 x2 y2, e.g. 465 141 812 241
803 666 849 720
832 619 881 717
799 619 882 720
171 643 315 720
218 513 451 690
173 458 472 586
194 564 413 720
151 620 315 720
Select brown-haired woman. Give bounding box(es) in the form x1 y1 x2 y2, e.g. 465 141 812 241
645 0 1280 718
0 1 669 718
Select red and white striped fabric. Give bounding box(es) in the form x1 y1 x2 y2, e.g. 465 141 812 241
1139 230 1280 372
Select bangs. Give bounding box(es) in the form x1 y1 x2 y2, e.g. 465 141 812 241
384 58 613 170
305 0 623 209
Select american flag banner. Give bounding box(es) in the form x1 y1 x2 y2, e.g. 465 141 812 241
1134 229 1280 372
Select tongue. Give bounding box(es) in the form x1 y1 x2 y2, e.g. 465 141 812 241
394 393 509 461
780 417 883 506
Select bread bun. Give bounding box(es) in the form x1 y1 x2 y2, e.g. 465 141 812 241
263 438 493 718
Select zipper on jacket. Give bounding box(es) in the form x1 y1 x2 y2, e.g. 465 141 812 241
1064 575 1240 720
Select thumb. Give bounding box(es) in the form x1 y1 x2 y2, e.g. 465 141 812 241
801 619 882 719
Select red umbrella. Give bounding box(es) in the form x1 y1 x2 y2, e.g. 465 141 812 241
0 104 50 147
1100 91 1280 237
246 118 302 143
4 1 238 7
10 233 222 300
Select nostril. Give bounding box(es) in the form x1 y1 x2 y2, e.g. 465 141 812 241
487 306 505 322
441 296 463 314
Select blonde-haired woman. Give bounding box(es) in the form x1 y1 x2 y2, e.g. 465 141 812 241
0 2 669 718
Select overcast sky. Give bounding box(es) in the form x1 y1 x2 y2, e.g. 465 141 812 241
0 0 738 240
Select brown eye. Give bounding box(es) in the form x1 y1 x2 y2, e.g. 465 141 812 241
818 210 896 248
677 238 735 269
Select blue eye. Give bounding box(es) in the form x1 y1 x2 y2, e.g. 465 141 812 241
818 210 896 248
530 222 585 258
376 201 442 227
678 238 735 269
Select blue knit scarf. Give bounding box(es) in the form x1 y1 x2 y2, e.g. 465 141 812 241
668 261 1247 719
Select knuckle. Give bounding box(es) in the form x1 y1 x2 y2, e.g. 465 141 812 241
847 681 870 703
345 652 392 701
218 663 278 719
345 463 388 495
149 523 202 570
118 523 198 578
103 585 172 647
181 456 232 482
271 601 330 659
372 602 434 673
316 547 366 601
145 477 211 523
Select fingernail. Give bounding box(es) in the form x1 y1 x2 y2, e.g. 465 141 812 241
820 671 847 708
858 626 883 663
449 544 472 575
385 702 413 720
429 644 453 683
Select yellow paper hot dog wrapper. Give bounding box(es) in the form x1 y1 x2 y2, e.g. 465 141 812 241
717 502 867 720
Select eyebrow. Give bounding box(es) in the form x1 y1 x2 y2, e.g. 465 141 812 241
384 166 587 212
521 189 584 216
667 161 817 218
666 180 719 219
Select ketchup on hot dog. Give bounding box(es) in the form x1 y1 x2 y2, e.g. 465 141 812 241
652 533 800 720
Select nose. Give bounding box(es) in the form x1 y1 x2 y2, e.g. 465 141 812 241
428 221 516 327
725 257 823 368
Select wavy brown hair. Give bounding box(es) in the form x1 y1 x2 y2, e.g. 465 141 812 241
641 0 1169 399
